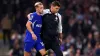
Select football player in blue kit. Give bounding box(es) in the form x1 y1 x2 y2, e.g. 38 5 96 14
24 2 47 56
27 1 63 56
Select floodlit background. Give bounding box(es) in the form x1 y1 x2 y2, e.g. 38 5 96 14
0 0 100 56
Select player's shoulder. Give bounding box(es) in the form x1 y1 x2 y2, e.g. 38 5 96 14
31 12 37 16
43 9 50 13
29 12 37 20
43 9 61 16
43 9 50 14
56 13 61 18
57 13 61 16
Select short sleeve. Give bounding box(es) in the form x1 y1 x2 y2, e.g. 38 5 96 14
28 13 36 23
58 13 62 33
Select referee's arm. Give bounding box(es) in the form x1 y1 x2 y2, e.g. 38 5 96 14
58 14 63 43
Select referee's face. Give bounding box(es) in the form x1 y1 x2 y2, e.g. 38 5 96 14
51 6 60 13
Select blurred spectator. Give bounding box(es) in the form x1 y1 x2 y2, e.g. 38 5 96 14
13 11 21 33
11 31 22 47
75 49 81 56
11 39 23 56
64 17 78 37
76 39 82 49
96 43 100 56
63 44 75 56
10 31 23 56
63 34 75 51
89 3 99 12
94 31 99 42
92 24 98 31
48 49 55 56
94 42 100 56
82 14 92 36
1 14 12 48
84 42 94 56
85 32 96 48
76 9 84 21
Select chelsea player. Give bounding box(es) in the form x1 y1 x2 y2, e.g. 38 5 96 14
24 2 47 56
27 1 63 56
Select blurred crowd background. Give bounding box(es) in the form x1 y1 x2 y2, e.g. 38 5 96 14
0 0 100 56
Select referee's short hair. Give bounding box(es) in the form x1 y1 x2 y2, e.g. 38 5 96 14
34 2 43 8
51 1 61 7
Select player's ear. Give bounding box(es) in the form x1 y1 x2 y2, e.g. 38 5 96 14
27 13 33 19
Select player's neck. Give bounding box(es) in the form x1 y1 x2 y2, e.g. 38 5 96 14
36 11 41 15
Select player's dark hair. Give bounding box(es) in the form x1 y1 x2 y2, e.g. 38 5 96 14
51 1 61 7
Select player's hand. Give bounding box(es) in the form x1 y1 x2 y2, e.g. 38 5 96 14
32 33 37 41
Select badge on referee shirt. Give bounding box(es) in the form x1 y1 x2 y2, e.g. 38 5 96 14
55 17 58 21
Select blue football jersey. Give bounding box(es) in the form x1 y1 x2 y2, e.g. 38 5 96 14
24 12 42 42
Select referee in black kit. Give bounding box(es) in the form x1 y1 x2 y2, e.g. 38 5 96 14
28 1 63 56
41 1 63 56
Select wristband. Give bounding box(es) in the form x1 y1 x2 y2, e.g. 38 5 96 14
31 32 34 34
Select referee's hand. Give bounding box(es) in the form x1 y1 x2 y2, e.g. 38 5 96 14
59 38 62 45
32 33 37 41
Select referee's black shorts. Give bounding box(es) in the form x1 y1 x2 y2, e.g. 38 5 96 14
36 35 63 56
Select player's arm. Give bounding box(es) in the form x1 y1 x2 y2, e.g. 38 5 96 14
26 14 37 40
26 13 34 34
26 21 34 34
58 14 63 43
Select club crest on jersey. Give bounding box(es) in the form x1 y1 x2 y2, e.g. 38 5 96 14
55 17 58 21
29 14 34 20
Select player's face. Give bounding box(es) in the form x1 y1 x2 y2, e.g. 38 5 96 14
51 6 60 13
37 5 44 14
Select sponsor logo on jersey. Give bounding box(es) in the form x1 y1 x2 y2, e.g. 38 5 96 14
40 42 44 46
36 24 42 27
